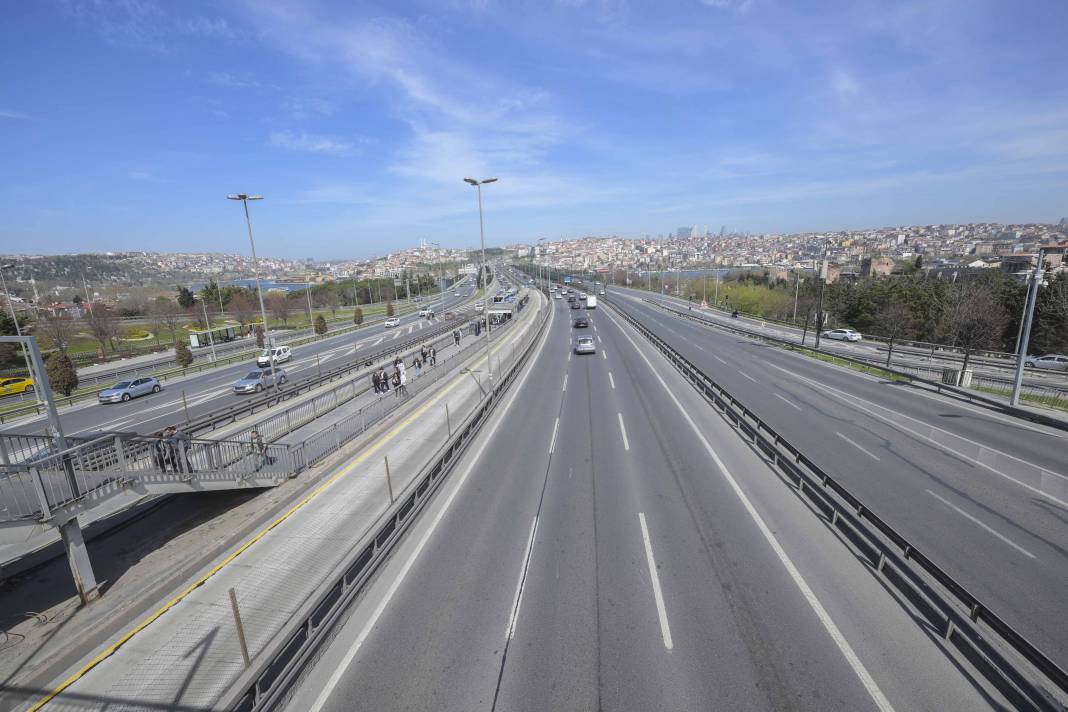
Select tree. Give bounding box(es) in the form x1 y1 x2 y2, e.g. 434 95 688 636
314 314 328 335
38 312 77 353
266 291 291 326
255 324 265 348
84 303 119 354
386 299 395 317
228 291 256 329
46 351 78 397
176 286 196 308
320 288 340 318
72 294 83 307
152 297 185 343
353 307 364 325
1031 271 1068 355
175 339 194 368
873 301 914 368
939 282 1009 382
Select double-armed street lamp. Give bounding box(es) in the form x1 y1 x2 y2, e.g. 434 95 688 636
226 194 279 387
463 176 497 383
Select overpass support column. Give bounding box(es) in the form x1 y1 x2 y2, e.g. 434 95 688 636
58 517 99 604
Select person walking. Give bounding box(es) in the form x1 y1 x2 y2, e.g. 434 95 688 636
372 369 381 394
249 428 267 471
379 367 390 392
168 425 192 473
453 329 461 347
153 432 170 472
413 355 423 377
429 345 437 367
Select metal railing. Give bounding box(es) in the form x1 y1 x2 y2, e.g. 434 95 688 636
218 293 550 712
609 296 1068 712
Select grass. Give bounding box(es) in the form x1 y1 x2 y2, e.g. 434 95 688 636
785 344 911 382
971 384 1068 412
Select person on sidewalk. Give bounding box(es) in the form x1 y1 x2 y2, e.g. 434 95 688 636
413 355 423 377
429 346 437 367
168 426 192 473
379 367 390 392
249 429 267 471
372 369 381 393
453 329 461 347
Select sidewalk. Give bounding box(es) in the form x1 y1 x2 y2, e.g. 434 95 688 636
0 291 546 712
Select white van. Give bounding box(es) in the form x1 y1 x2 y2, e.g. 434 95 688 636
257 345 292 367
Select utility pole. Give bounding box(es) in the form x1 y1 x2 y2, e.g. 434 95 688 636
200 298 217 362
814 258 827 349
793 270 802 324
305 281 314 328
1010 249 1045 406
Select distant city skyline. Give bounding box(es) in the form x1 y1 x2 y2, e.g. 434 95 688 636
2 1 1067 258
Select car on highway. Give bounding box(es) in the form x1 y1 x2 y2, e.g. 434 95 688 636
821 328 863 342
0 376 34 395
573 316 589 328
554 293 563 300
418 309 434 318
257 345 292 367
233 368 287 394
1024 354 1068 370
570 301 581 310
98 377 161 403
383 317 401 328
599 290 606 295
574 335 596 354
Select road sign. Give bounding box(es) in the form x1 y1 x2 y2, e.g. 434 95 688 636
563 276 572 284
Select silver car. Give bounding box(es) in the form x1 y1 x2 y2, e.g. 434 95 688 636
99 377 161 403
821 328 863 342
233 368 287 394
1024 354 1068 371
574 336 596 355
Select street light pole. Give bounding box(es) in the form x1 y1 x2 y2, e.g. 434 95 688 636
227 194 278 388
306 280 314 330
1010 249 1045 406
464 176 497 384
200 298 217 362
0 264 40 404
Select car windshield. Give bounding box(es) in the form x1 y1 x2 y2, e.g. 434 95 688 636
245 372 262 380
113 381 131 389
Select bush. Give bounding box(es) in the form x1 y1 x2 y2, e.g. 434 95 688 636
122 326 151 339
353 307 364 325
175 340 194 368
314 314 328 335
46 352 78 397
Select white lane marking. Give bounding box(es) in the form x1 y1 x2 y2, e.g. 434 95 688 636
774 393 802 411
926 490 1036 560
372 337 383 346
609 372 615 390
638 512 673 651
392 330 402 341
835 431 881 461
711 354 727 365
563 374 568 392
549 417 560 454
597 335 602 343
602 349 607 360
618 412 630 451
408 325 414 334
506 516 539 639
568 352 571 362
738 370 758 383
765 363 1068 505
306 294 553 712
604 307 896 712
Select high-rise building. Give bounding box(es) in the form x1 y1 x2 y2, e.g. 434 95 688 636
676 226 692 239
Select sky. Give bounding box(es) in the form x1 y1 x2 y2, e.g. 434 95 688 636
2 0 1067 259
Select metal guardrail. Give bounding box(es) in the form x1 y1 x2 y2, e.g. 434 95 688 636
642 297 1068 432
609 296 1068 711
218 294 549 712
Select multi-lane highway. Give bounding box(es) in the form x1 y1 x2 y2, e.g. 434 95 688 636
282 291 1006 711
605 290 1068 668
0 287 477 439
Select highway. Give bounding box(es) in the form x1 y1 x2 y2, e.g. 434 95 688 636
283 293 1002 711
604 290 1068 668
0 287 477 439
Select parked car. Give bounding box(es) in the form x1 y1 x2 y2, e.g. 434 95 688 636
98 377 161 403
573 316 589 328
1024 354 1068 371
574 336 596 354
257 345 292 367
383 317 401 328
0 377 34 395
233 368 287 394
821 328 863 342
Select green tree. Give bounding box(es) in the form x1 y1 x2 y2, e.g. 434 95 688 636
176 286 196 308
386 300 394 317
353 307 364 325
255 323 265 349
45 351 78 397
175 339 194 368
314 314 328 335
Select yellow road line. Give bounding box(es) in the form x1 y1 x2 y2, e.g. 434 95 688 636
30 322 531 711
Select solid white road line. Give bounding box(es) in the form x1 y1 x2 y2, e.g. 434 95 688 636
549 417 560 454
638 512 673 651
926 490 1036 559
563 374 568 392
506 516 539 639
609 372 615 390
604 307 896 712
618 412 630 451
738 370 758 383
835 431 881 461
774 393 802 411
307 293 553 712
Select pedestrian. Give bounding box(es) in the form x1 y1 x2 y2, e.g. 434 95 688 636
249 428 267 471
421 345 428 362
429 346 437 367
453 329 461 347
153 432 170 472
392 366 402 394
168 426 192 473
372 369 381 393
380 367 390 391
397 362 408 396
413 355 422 377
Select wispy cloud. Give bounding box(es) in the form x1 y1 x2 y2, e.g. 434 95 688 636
62 0 235 49
127 170 164 182
0 109 30 120
207 71 263 89
269 131 359 156
831 68 860 98
176 16 233 39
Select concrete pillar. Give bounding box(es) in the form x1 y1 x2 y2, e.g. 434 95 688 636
59 517 99 604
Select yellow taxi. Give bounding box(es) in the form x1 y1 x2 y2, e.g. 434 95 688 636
0 377 34 395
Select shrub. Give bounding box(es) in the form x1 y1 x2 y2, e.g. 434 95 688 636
46 352 79 397
175 340 194 368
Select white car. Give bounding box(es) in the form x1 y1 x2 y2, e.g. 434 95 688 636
1024 354 1068 371
574 336 596 355
384 317 401 328
257 345 292 367
821 328 862 342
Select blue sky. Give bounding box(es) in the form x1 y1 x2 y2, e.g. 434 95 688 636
2 0 1067 259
